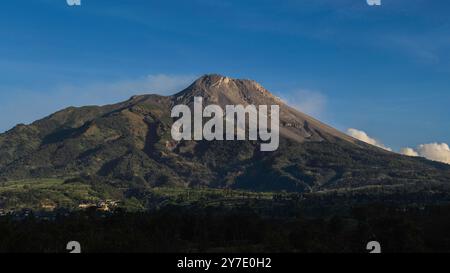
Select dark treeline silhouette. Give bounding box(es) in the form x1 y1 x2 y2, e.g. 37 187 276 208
1 203 450 253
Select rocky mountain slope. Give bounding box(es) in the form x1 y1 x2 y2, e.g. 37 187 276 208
0 74 449 193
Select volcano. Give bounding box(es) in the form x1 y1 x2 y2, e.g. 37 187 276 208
0 74 449 193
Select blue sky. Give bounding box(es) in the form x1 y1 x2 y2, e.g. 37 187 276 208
0 0 449 152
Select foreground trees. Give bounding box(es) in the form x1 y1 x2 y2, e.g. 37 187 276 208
0 203 450 253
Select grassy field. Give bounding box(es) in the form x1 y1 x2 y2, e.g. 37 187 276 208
147 186 277 208
150 186 274 200
0 178 110 210
0 178 281 211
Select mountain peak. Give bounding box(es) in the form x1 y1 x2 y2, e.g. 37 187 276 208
172 74 360 145
177 74 278 104
191 74 265 91
191 74 234 89
197 73 229 81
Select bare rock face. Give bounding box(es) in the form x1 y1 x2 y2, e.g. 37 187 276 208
174 74 357 144
0 74 449 193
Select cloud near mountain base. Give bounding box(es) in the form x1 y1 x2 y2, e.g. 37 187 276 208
401 143 450 165
400 147 419 157
346 128 392 151
346 128 450 165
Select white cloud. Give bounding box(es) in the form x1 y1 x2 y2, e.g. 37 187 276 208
346 128 392 151
401 143 450 165
400 147 419 157
345 129 450 165
281 89 327 118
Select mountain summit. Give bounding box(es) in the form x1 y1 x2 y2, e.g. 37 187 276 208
0 75 449 193
176 74 356 144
